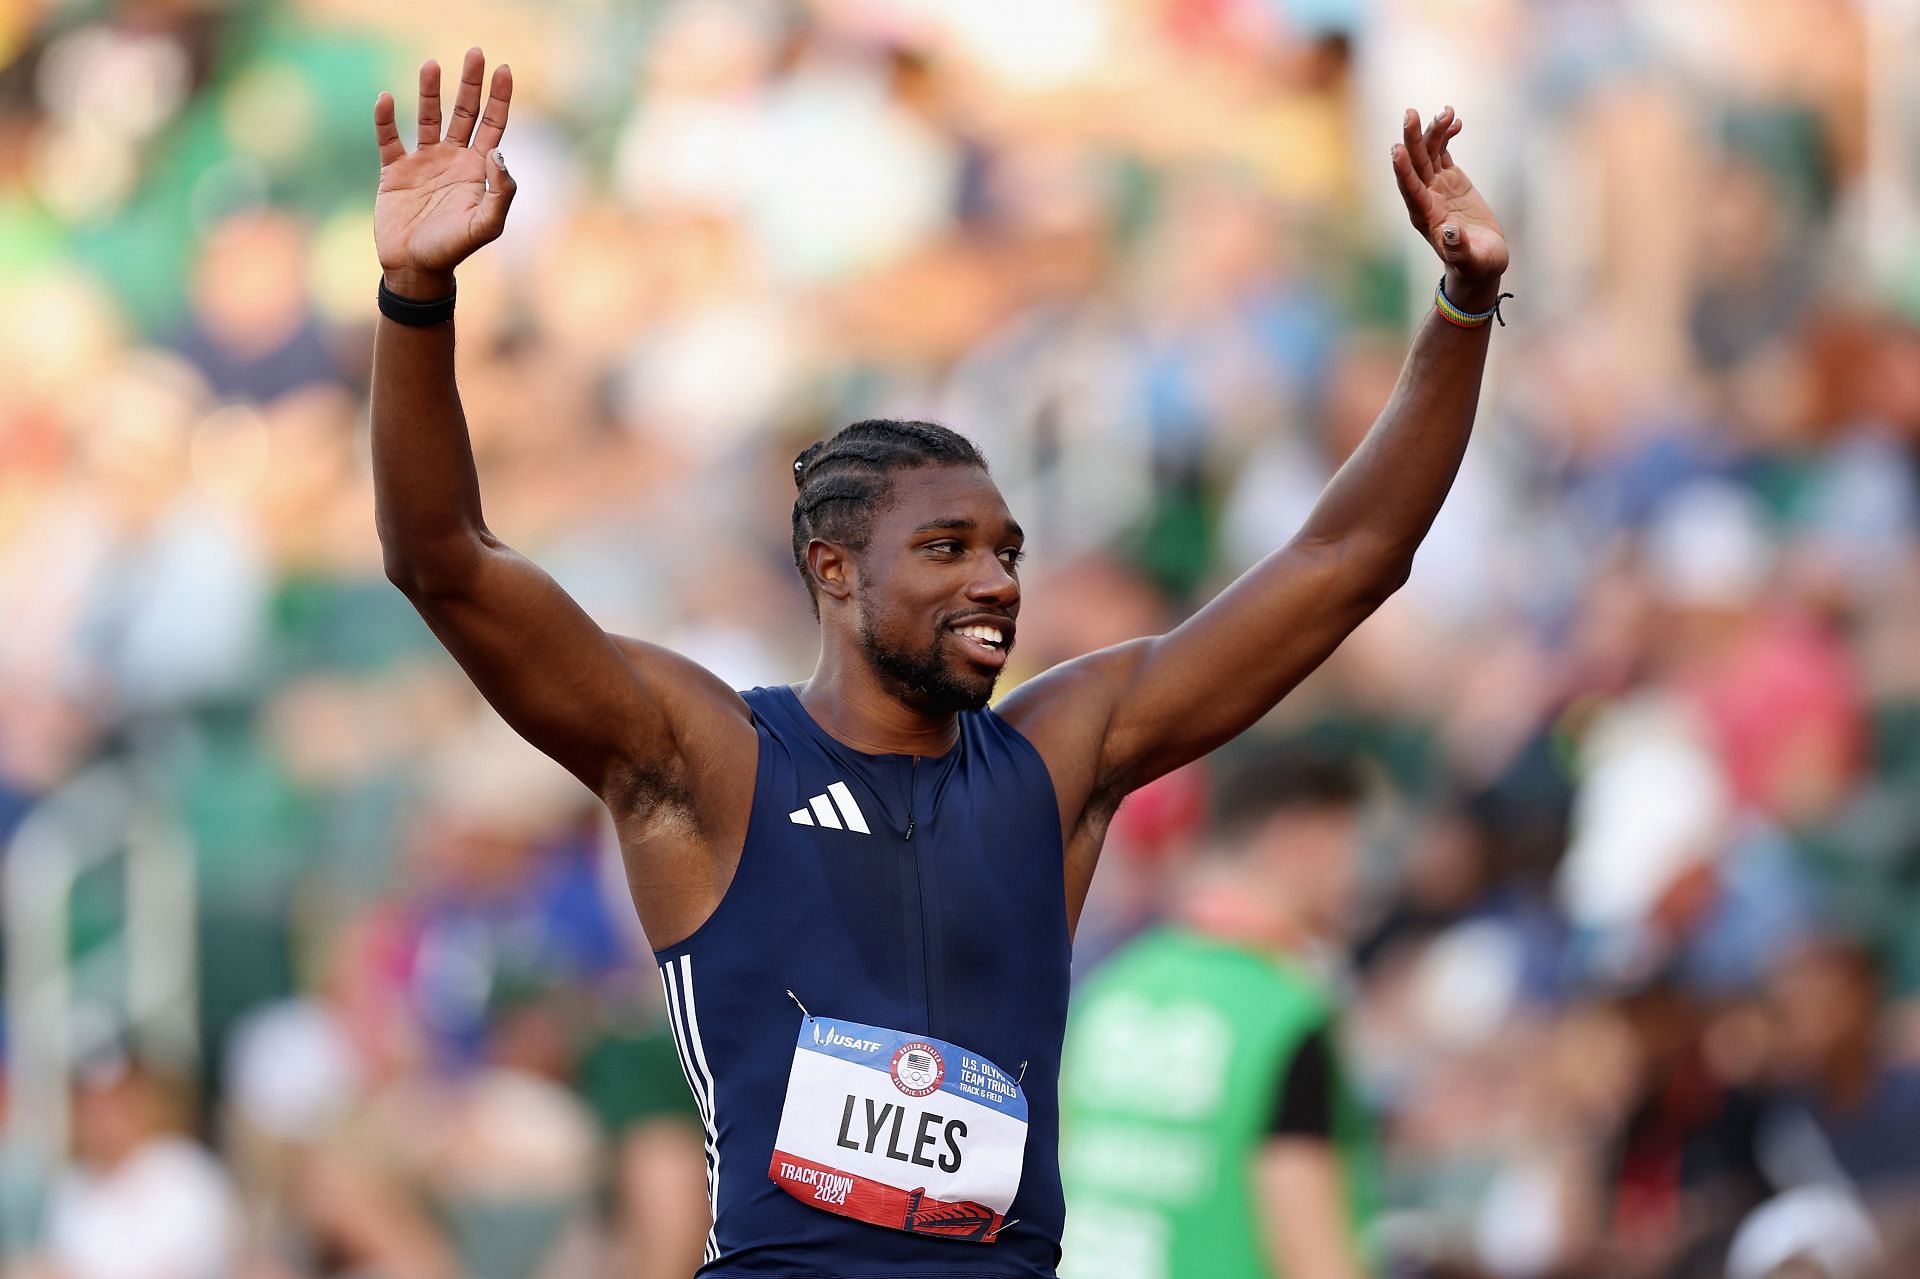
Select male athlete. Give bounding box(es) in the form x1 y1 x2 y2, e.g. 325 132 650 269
370 47 1507 1278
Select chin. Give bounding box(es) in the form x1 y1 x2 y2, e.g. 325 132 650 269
921 665 996 715
863 618 1006 714
942 645 1007 707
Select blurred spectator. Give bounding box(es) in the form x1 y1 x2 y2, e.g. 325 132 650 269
1588 977 1777 1279
174 212 347 401
1060 747 1379 1279
1760 939 1920 1204
575 984 711 1279
29 1055 241 1279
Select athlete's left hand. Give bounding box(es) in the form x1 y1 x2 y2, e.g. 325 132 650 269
1391 106 1509 304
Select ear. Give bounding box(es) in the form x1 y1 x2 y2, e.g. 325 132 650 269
806 538 855 606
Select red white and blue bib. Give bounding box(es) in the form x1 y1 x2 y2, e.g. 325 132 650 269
770 1013 1030 1242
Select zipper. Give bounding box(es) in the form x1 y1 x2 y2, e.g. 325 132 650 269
904 755 933 1032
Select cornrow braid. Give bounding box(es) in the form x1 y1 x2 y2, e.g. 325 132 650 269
790 419 988 618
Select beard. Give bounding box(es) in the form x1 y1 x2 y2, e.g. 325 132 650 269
859 610 999 715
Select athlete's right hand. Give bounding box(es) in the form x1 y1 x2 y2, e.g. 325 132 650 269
372 48 515 297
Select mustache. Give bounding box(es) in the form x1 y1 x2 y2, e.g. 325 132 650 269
937 610 1016 629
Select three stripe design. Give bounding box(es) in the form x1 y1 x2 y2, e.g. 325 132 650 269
789 780 870 834
658 783 875 1262
660 955 721 1264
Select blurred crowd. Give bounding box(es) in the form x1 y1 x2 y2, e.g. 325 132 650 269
4 0 1920 1276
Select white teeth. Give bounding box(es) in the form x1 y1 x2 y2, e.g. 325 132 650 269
953 624 1005 647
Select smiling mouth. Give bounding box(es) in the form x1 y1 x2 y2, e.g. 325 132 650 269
948 621 1011 665
952 623 1007 649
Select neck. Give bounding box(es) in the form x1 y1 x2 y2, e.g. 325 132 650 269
1179 873 1314 956
801 645 961 757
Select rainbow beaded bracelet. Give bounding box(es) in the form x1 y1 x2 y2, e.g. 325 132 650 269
1433 276 1513 328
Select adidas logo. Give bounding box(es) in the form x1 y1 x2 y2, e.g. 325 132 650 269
790 781 870 834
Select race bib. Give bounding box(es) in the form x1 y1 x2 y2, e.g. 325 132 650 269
770 1014 1029 1242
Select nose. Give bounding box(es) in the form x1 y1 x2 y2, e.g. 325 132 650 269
966 554 1019 608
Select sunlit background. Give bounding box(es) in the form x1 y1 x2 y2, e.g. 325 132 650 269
5 0 1920 1276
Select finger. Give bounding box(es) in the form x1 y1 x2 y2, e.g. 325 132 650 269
446 47 487 147
471 64 513 154
416 59 442 147
1437 116 1464 170
373 92 405 166
475 148 518 243
1390 143 1430 224
1402 109 1434 184
1422 105 1454 158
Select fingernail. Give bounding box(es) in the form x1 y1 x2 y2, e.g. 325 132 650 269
1443 226 1459 243
493 149 506 168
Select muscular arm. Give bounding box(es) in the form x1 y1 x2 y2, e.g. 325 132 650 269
374 314 732 798
1048 297 1491 780
370 52 752 824
1005 107 1507 859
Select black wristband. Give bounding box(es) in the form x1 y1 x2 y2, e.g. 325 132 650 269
378 276 457 327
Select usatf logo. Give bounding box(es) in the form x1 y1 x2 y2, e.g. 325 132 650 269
890 1041 945 1097
812 1023 884 1054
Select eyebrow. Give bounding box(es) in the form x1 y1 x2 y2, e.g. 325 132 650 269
912 518 1026 541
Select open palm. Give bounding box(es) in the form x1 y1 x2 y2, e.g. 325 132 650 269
1390 107 1508 282
373 48 517 281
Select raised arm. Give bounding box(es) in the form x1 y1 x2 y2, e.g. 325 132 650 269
1007 107 1507 820
370 50 751 812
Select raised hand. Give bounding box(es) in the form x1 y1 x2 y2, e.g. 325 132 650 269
373 48 516 297
1390 107 1508 304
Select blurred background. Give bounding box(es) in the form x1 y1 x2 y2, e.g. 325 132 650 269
5 0 1920 1276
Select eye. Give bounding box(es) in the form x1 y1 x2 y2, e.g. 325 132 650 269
924 540 963 556
998 548 1026 567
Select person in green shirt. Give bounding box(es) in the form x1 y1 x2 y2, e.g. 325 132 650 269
1060 746 1380 1279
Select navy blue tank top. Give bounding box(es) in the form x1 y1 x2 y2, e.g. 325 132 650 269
653 684 1071 1277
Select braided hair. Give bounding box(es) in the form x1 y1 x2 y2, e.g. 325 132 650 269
790 419 988 617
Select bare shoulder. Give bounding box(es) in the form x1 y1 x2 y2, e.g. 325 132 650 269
607 635 755 725
995 637 1154 834
996 638 1157 935
605 634 760 948
604 634 757 793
